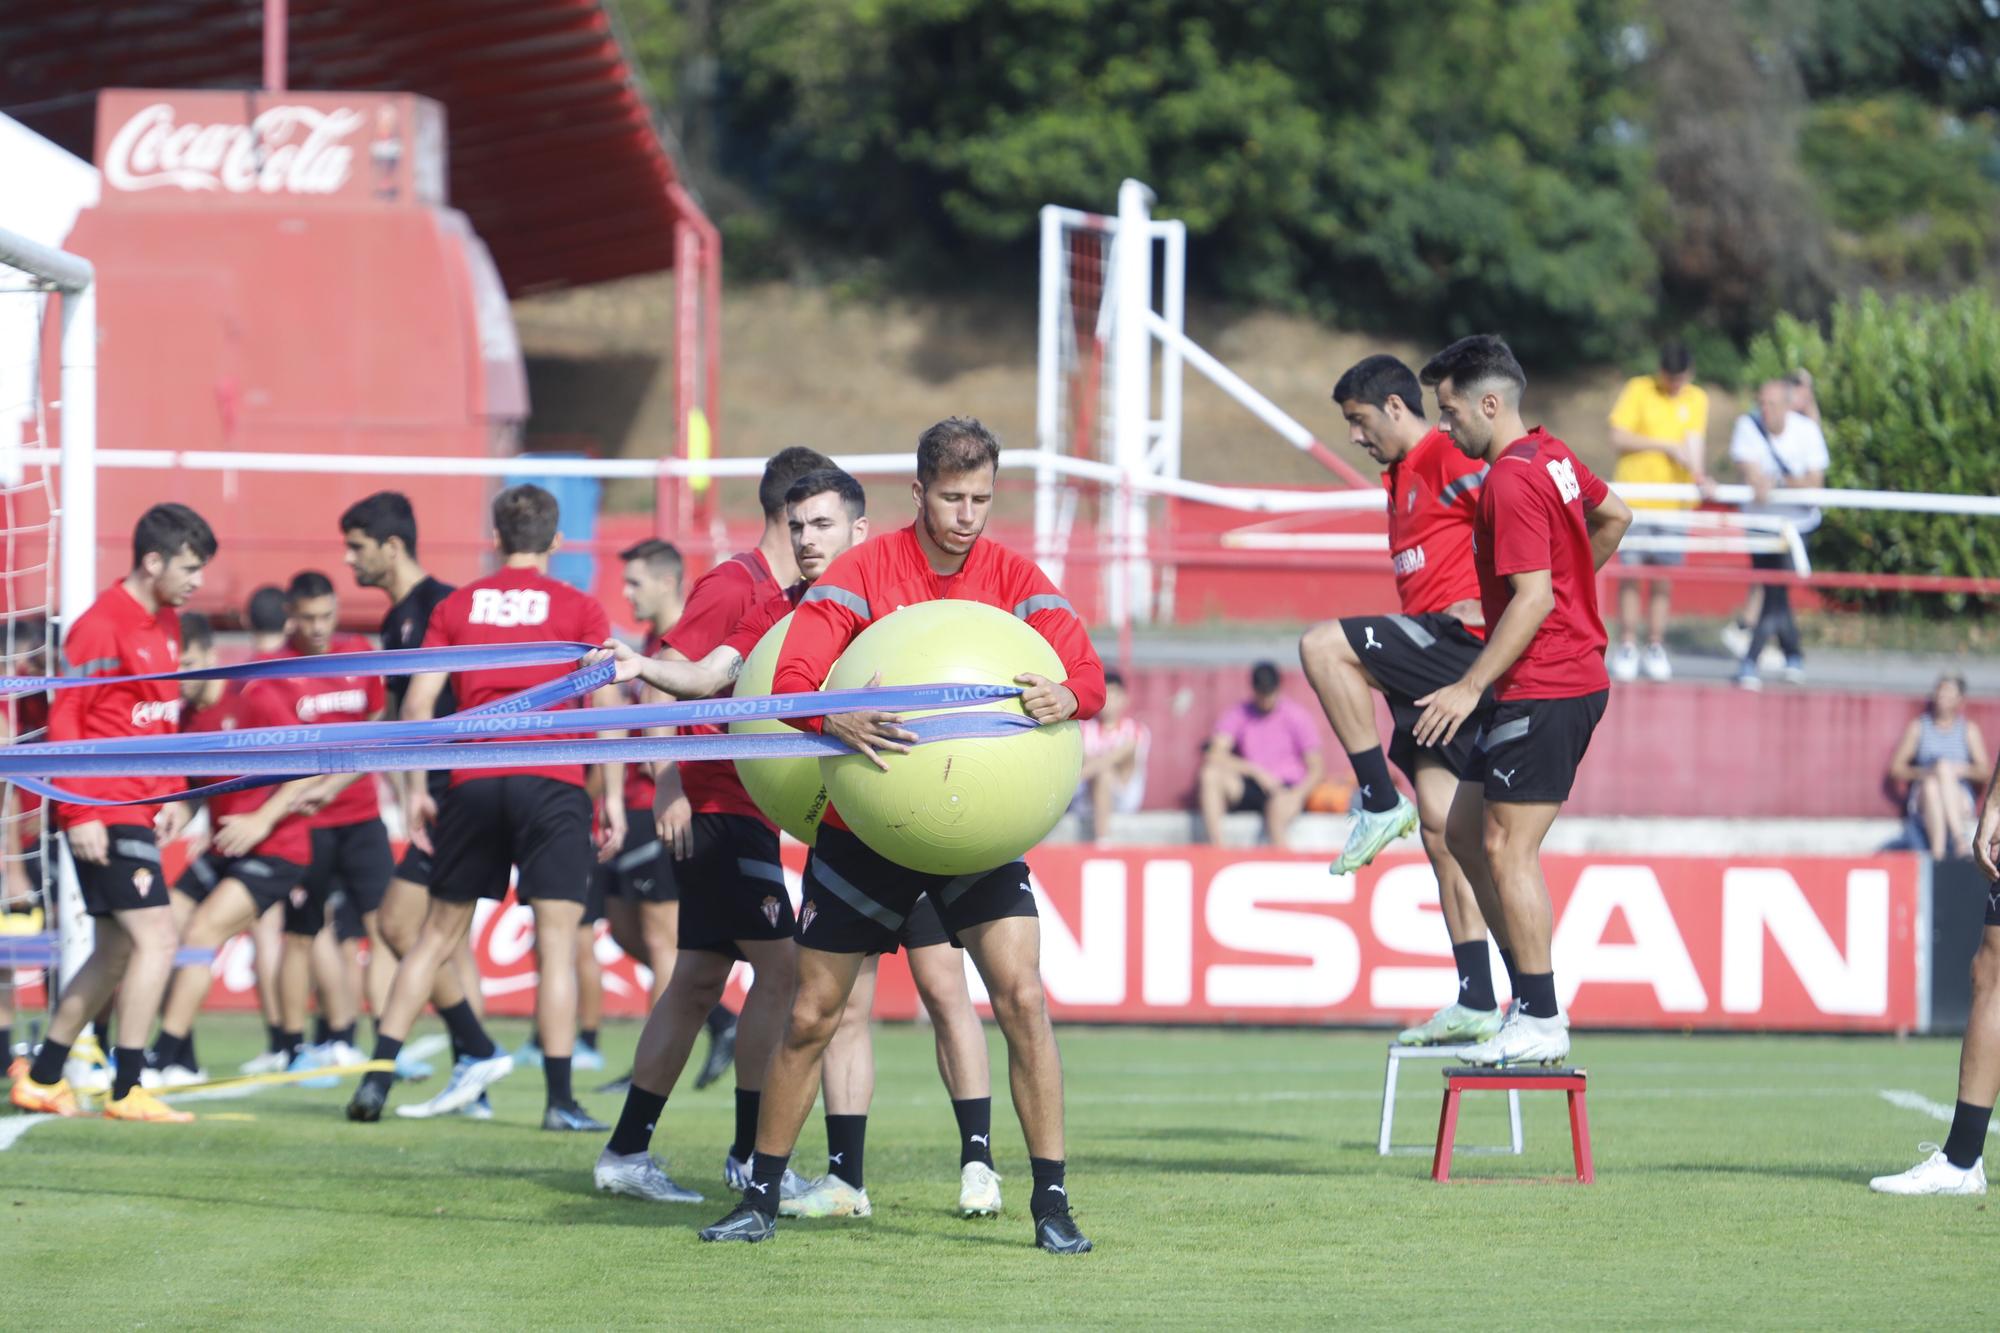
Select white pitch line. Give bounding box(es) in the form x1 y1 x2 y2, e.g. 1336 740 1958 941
0 1114 54 1151
1879 1088 1999 1133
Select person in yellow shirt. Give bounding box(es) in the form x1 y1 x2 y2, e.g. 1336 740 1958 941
1607 342 1714 682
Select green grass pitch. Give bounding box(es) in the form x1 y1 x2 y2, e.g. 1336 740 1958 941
6 1015 1996 1328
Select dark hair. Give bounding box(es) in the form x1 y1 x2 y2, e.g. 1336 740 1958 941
287 569 336 602
1104 668 1126 690
1658 340 1693 376
785 467 866 520
340 491 418 557
178 610 215 652
1419 335 1526 400
246 585 288 633
1250 661 1281 694
131 503 217 569
618 538 683 579
759 446 837 518
492 483 561 555
916 416 1001 485
1332 355 1425 420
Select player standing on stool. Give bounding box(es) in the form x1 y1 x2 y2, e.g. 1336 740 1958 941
697 418 1099 1253
1299 354 1513 1046
1870 764 2000 1195
8 504 215 1123
1411 337 1631 1067
346 484 624 1129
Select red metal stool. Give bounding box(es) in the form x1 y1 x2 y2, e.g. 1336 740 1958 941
1433 1066 1592 1183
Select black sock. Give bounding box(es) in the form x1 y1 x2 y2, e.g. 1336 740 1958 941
280 1030 305 1063
314 1016 332 1046
147 1029 179 1066
1029 1157 1069 1220
1453 941 1497 1012
361 1035 402 1097
266 1022 286 1054
1516 971 1559 1020
111 1046 146 1100
1347 746 1399 813
580 1027 600 1050
706 1004 735 1036
731 1089 761 1163
746 1151 789 1215
447 1028 466 1065
28 1038 70 1086
183 1031 199 1071
1944 1100 1994 1169
438 1001 497 1061
1498 948 1520 997
0 1025 10 1060
545 1055 574 1107
331 1024 356 1050
609 1087 668 1156
825 1113 867 1188
952 1097 994 1166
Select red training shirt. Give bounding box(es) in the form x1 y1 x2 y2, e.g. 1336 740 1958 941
266 635 387 827
420 566 610 789
47 583 184 830
661 550 781 820
1385 427 1487 622
721 583 806 661
617 627 666 813
181 681 311 864
1474 429 1611 701
774 524 1107 833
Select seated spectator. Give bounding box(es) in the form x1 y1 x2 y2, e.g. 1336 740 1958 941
1729 376 1829 690
1198 661 1323 849
1889 675 1989 860
1074 670 1149 842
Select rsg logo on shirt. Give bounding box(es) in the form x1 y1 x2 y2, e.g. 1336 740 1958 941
1546 458 1582 504
468 588 551 628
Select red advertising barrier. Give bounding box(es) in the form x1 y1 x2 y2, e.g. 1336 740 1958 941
17 845 1922 1034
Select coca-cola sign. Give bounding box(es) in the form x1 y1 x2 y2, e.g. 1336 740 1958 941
95 90 446 208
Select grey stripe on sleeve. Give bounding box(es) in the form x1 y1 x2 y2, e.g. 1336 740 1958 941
1012 594 1076 620
1437 466 1488 507
800 585 871 619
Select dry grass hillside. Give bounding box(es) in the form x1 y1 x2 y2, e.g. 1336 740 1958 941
513 276 1744 514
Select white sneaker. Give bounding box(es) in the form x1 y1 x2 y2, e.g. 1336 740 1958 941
1608 642 1640 682
595 1149 706 1204
959 1161 1003 1217
780 1172 871 1218
239 1050 290 1076
320 1040 366 1069
1641 642 1672 682
395 1052 514 1119
1397 1002 1504 1046
157 1063 208 1089
1458 1008 1570 1066
1719 621 1751 659
723 1152 808 1200
1870 1145 1987 1195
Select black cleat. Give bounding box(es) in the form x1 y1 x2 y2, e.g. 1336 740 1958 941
346 1081 387 1123
594 1072 634 1096
542 1101 609 1133
693 1022 736 1091
1035 1207 1093 1254
698 1200 776 1243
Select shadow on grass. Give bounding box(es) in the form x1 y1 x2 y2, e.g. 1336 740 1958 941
1631 1160 1870 1184
1108 1126 1310 1146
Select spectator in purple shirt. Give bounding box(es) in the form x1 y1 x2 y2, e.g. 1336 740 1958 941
1199 661 1324 848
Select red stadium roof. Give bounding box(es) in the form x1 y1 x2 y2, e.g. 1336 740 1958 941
0 0 702 293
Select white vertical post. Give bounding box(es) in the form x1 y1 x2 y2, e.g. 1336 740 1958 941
1154 219 1185 621
1034 205 1064 580
1111 178 1155 626
55 279 97 994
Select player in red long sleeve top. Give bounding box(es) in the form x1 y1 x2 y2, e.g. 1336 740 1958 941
1298 353 1511 1049
699 418 1098 1255
11 504 216 1123
1411 335 1632 1070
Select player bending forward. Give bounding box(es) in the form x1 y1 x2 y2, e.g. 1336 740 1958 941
1299 354 1515 1045
1411 336 1630 1067
697 418 1098 1254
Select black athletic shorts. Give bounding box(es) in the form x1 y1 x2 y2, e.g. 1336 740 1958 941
1472 690 1609 804
288 819 396 935
605 817 674 903
582 864 606 926
429 775 595 906
71 823 169 917
676 813 795 961
899 893 950 951
797 825 1038 956
1228 775 1269 814
1341 612 1490 781
173 850 306 915
330 888 366 943
1985 882 2000 929
393 841 433 888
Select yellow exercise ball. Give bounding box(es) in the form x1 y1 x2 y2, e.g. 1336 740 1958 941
819 600 1082 875
730 612 830 844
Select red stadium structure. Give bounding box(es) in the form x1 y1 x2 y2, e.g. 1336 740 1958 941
6 0 719 613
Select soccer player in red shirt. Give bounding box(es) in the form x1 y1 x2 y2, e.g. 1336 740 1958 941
1411 335 1632 1067
346 485 624 1130
1299 353 1513 1047
698 418 1100 1254
9 504 215 1123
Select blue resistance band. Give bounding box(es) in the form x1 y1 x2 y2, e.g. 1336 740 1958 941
0 640 600 697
